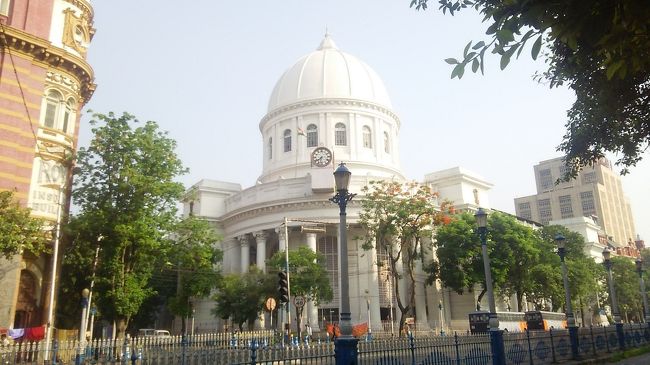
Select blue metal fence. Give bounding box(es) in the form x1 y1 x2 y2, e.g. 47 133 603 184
0 324 648 364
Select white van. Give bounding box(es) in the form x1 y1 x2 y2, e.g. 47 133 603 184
138 329 172 338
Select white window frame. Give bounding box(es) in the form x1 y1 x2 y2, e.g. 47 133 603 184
362 126 372 148
306 124 318 148
335 123 347 146
41 90 76 134
0 0 10 16
283 129 292 152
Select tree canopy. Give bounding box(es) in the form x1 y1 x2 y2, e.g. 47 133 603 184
360 180 452 335
268 246 333 337
0 190 49 259
211 267 276 331
410 0 650 176
67 112 188 336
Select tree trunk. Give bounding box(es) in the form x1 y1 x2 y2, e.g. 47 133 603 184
476 288 486 310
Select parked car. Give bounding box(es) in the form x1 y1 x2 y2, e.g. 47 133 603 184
137 329 172 338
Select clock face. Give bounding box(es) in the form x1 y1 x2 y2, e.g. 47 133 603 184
311 147 332 167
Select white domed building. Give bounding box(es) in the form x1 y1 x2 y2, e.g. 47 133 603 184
184 35 494 333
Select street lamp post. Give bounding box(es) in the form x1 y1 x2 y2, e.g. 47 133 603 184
474 208 505 365
42 183 66 363
635 258 650 324
76 288 90 365
330 162 358 364
555 233 580 359
602 247 625 349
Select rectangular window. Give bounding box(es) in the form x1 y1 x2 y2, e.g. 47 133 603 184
318 236 339 305
559 195 573 219
62 110 70 133
518 202 532 220
582 171 596 184
537 199 552 225
0 0 10 16
580 191 595 216
335 130 346 146
538 168 553 190
44 103 56 128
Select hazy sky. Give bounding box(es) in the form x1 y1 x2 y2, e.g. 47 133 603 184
81 1 649 242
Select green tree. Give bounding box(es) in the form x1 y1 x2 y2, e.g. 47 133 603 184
211 267 275 330
267 246 333 338
609 256 643 323
432 211 548 310
537 226 604 314
0 190 49 259
410 0 650 175
167 216 222 335
360 180 451 335
69 112 187 337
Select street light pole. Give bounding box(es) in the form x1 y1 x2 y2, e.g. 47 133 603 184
555 233 579 359
438 300 444 336
635 258 650 325
76 288 90 365
602 247 625 349
43 183 65 364
330 163 358 364
475 208 505 365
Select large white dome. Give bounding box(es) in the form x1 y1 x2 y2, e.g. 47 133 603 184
267 35 392 112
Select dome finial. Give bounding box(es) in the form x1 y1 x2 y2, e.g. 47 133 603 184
318 28 337 50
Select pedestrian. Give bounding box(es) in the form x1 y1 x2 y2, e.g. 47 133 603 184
305 323 312 342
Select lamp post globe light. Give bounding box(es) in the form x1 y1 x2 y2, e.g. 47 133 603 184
330 163 358 364
555 233 580 359
474 208 505 365
635 258 650 324
76 288 90 365
602 247 625 349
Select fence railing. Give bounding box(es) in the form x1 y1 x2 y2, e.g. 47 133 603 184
0 324 648 364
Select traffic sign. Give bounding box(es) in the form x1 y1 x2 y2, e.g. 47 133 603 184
265 297 277 311
293 295 306 308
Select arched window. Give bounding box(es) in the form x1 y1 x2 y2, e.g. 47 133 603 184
362 126 372 148
335 123 347 146
268 137 273 159
42 91 75 134
384 131 390 153
283 129 292 152
306 124 318 147
43 90 62 129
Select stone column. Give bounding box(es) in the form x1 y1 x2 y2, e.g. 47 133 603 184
305 233 319 330
414 261 429 329
254 231 268 272
276 227 287 252
238 235 250 273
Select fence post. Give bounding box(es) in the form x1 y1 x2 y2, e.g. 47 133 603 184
52 339 59 365
408 332 416 365
250 339 257 365
454 332 461 365
489 328 505 365
549 328 557 363
181 334 188 365
615 322 625 350
526 330 533 365
589 326 596 356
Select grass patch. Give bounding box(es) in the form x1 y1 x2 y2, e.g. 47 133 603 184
606 345 650 362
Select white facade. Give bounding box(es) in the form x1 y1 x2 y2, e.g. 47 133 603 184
185 35 494 333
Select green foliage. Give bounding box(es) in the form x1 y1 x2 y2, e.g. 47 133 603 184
0 190 49 259
360 180 452 335
167 216 222 333
432 214 603 313
211 267 275 330
410 0 650 175
66 112 188 332
610 256 643 322
267 246 333 305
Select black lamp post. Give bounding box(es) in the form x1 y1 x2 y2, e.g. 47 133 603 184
635 258 650 324
330 163 357 364
474 208 505 365
555 233 579 359
602 247 625 349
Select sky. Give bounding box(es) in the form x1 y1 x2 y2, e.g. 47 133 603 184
81 1 649 242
